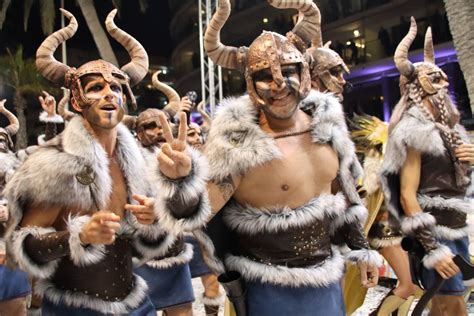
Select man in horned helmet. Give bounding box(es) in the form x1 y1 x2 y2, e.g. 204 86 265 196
381 17 474 315
4 9 211 315
188 0 382 315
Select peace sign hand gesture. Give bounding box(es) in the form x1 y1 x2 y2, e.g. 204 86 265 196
157 112 192 179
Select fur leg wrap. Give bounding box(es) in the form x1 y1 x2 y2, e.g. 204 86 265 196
200 291 225 307
422 244 454 269
11 226 60 278
346 249 384 267
67 215 106 267
155 148 211 232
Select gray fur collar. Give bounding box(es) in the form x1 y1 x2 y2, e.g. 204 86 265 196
382 106 446 176
5 116 151 231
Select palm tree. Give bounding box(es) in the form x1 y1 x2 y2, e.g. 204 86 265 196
444 0 474 114
0 46 53 148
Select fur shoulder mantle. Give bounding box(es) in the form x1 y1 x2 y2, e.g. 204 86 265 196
5 116 151 229
204 91 362 204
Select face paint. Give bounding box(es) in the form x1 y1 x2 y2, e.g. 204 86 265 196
79 75 125 129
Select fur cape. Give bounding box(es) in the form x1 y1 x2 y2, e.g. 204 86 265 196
380 105 473 242
3 116 207 313
197 91 380 286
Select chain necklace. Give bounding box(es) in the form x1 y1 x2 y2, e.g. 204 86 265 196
272 128 312 139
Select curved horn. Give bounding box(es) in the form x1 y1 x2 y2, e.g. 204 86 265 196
57 89 75 121
204 0 246 70
268 0 320 45
424 27 435 64
152 71 180 103
394 16 417 78
152 71 182 117
197 101 211 132
0 99 19 136
36 9 77 85
105 9 149 86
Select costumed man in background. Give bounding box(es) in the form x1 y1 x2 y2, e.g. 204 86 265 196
351 115 416 316
381 17 474 316
0 99 31 315
181 0 383 315
133 71 196 316
4 9 210 315
303 5 417 313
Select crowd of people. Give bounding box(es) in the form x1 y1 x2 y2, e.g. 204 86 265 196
0 0 473 316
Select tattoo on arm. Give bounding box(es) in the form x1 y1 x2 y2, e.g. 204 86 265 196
212 174 235 201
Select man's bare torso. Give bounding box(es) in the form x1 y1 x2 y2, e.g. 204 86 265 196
233 119 339 210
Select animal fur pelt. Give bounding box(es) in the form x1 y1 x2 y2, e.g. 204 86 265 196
143 242 193 269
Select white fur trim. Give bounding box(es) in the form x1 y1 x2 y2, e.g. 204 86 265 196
417 194 473 215
433 224 474 241
331 204 368 232
144 242 194 269
37 134 46 146
224 247 345 287
192 230 225 274
369 237 403 249
200 292 225 306
133 232 178 261
307 91 364 206
11 226 59 278
223 193 346 235
39 111 64 124
422 244 454 269
346 249 384 267
155 147 212 232
363 155 383 195
463 278 474 287
35 274 148 314
67 215 106 267
401 213 436 234
203 95 282 182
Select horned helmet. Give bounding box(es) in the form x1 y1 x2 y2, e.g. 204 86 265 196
305 3 350 101
204 0 319 106
0 100 19 152
151 71 182 118
394 17 448 96
36 9 149 111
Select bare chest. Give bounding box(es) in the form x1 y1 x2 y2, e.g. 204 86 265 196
106 159 128 218
234 136 339 208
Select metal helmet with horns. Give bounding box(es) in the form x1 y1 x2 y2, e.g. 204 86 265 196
35 9 149 110
394 17 447 95
204 0 318 106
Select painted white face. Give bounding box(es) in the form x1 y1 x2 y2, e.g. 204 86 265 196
78 75 126 130
253 64 301 119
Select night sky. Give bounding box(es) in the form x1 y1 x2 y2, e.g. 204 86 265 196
0 0 174 60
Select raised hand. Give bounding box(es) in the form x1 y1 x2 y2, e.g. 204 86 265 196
455 143 474 164
39 90 57 117
157 111 192 179
358 261 379 288
79 211 121 245
179 96 193 113
125 194 156 225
